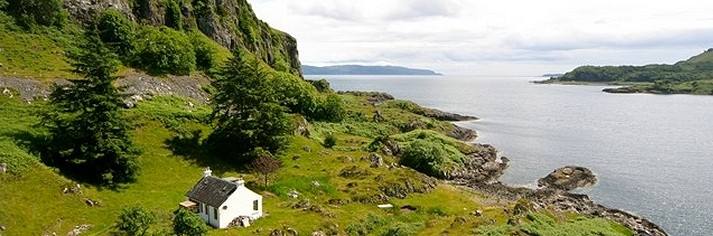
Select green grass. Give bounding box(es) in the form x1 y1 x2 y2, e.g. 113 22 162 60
0 15 78 81
475 212 633 236
0 93 634 235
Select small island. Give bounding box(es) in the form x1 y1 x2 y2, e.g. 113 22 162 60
538 49 713 95
303 65 442 76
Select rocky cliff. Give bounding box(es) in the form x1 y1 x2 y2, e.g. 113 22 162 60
63 0 301 76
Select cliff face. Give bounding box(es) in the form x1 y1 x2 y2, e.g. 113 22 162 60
63 0 301 76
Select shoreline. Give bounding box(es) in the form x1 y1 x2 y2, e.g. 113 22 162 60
447 121 668 236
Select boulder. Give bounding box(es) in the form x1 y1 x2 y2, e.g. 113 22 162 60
447 126 477 142
538 166 597 191
369 153 383 168
294 117 310 137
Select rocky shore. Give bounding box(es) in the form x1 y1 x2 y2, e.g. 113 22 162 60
447 124 668 236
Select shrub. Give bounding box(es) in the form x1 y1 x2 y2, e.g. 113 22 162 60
308 79 332 92
272 72 320 115
323 133 337 148
345 214 386 236
314 94 346 122
134 26 196 75
116 207 155 236
189 31 219 71
426 206 448 216
399 139 453 177
383 222 418 236
173 208 209 236
0 0 7 9
249 148 281 186
5 0 66 28
97 9 136 57
164 0 182 30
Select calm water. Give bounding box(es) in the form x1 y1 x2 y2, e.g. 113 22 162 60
311 75 713 236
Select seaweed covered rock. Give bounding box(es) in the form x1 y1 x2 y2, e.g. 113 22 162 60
538 166 597 191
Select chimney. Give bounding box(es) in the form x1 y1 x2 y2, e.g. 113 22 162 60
235 178 245 186
203 167 212 177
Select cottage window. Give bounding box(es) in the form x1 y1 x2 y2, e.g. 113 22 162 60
198 203 203 213
204 203 208 214
213 207 218 220
253 200 259 211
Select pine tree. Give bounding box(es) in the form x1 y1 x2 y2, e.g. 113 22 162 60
208 49 290 160
42 26 140 185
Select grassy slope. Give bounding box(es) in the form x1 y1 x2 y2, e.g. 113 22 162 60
0 15 77 81
0 94 633 236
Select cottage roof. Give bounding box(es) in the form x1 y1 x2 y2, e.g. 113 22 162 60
186 176 238 207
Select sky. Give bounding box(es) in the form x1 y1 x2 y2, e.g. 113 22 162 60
250 0 713 75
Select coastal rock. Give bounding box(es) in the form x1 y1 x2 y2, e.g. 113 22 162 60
447 125 477 141
603 87 640 94
467 182 667 236
446 144 508 183
538 166 597 191
415 107 478 121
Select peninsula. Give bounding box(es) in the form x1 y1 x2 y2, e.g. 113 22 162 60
303 65 442 76
539 49 713 95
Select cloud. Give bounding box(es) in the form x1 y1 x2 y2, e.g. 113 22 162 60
250 0 713 75
285 0 462 22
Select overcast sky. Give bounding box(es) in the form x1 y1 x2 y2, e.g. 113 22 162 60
251 0 713 75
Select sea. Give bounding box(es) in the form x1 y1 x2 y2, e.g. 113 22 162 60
309 75 713 236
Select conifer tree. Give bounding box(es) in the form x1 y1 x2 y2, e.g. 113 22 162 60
209 49 290 160
42 26 140 185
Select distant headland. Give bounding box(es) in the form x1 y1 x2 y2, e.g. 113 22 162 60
302 65 442 76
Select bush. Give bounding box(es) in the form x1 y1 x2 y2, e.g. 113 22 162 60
5 0 66 28
173 208 209 236
314 94 346 122
97 9 136 57
116 207 155 236
164 0 182 30
323 133 337 148
383 222 418 236
0 0 7 9
400 139 453 177
308 79 332 92
134 26 196 75
189 31 219 71
345 214 386 236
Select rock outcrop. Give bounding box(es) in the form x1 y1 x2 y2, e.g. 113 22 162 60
448 125 477 141
1 71 211 104
63 0 301 76
447 143 508 183
538 166 597 191
468 182 667 236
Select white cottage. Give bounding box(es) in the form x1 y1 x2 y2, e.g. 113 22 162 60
182 168 263 228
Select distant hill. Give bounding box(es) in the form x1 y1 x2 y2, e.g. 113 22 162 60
303 65 442 75
540 49 713 95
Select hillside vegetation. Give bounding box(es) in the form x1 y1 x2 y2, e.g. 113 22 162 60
544 49 713 95
0 1 639 235
0 0 299 81
0 91 634 235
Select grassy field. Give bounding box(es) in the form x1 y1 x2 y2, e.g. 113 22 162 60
0 93 634 235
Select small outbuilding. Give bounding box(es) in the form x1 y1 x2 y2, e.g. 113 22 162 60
182 167 263 228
